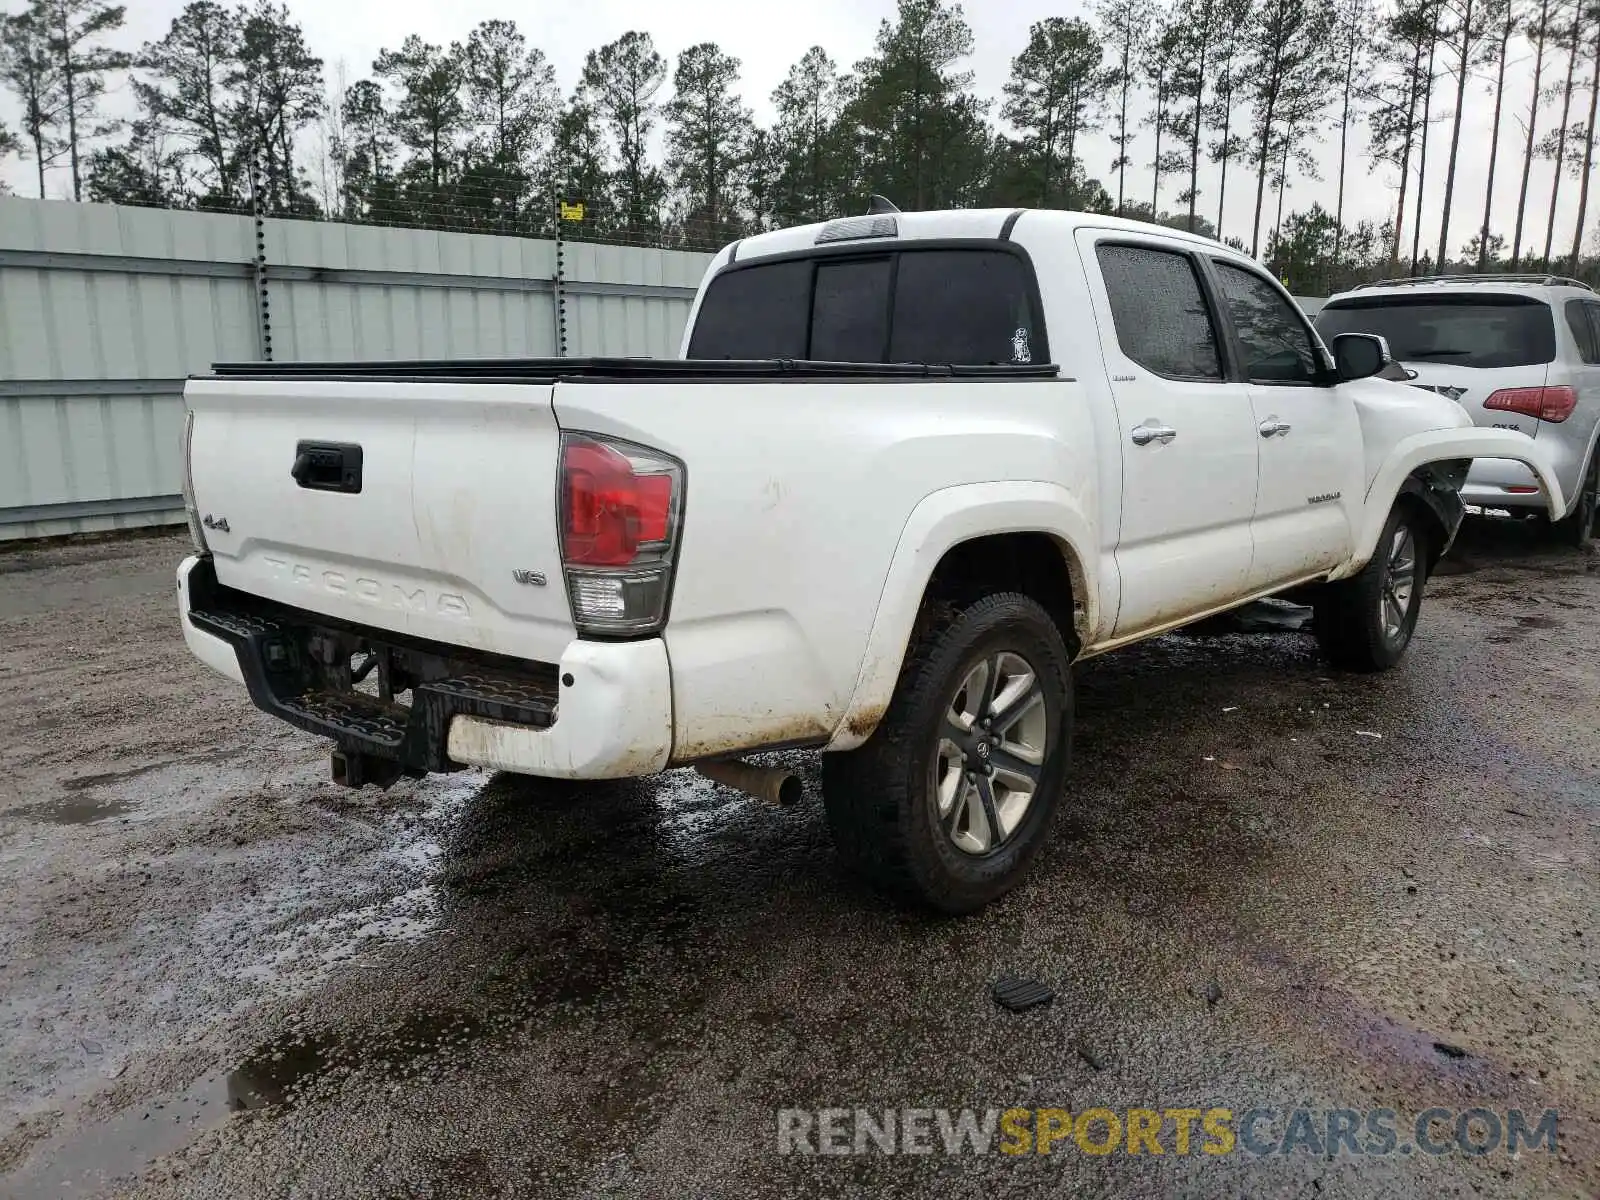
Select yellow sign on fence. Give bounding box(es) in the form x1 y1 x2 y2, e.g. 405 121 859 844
559 202 585 222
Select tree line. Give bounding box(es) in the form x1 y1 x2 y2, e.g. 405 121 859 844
1 0 1596 290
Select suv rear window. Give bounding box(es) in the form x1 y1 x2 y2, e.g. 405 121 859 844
686 247 1046 365
1315 294 1556 368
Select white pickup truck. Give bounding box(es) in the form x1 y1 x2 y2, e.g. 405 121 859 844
177 206 1564 912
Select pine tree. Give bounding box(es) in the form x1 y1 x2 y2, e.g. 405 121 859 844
1001 17 1105 208
1540 0 1582 267
845 0 992 211
1477 0 1518 268
1096 0 1153 215
465 20 557 170
1512 0 1554 264
1205 0 1254 241
374 35 466 191
0 9 67 197
1435 0 1501 268
1329 0 1374 271
33 0 131 201
664 42 752 243
581 31 667 231
1142 14 1183 217
1167 0 1223 230
771 47 848 223
1565 2 1599 271
1242 0 1338 256
136 1 239 206
229 1 324 215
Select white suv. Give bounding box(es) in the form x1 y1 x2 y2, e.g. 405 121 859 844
1317 275 1600 544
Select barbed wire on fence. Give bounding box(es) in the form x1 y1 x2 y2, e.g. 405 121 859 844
78 184 1600 291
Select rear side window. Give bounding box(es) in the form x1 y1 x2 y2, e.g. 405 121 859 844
811 258 891 362
890 251 1043 365
1315 295 1556 368
686 260 810 359
1567 299 1600 363
1095 244 1222 380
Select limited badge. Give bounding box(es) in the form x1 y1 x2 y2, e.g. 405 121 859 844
1010 327 1032 364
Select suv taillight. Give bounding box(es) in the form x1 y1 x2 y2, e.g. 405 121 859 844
1484 385 1577 422
559 432 684 634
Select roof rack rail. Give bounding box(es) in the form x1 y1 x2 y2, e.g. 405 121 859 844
1354 273 1595 291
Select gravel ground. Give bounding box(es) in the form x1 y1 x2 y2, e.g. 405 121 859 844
0 524 1595 1198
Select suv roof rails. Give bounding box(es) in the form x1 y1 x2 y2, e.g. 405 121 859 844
1354 273 1596 292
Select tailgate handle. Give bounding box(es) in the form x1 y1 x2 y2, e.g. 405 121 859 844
291 441 363 494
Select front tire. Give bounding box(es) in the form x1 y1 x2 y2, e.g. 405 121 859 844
821 592 1073 914
1315 502 1428 672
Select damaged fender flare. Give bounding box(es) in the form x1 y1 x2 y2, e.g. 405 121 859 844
823 481 1096 753
1335 428 1566 580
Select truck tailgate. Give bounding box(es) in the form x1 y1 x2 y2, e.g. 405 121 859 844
185 378 575 663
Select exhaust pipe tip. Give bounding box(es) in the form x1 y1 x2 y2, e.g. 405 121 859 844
695 759 804 807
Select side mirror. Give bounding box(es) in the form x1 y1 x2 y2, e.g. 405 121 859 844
1333 332 1393 381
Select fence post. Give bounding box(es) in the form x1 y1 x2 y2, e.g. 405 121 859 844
553 192 568 358
249 148 273 362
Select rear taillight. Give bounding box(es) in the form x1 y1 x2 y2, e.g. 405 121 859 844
1483 385 1577 422
180 409 207 553
559 432 683 634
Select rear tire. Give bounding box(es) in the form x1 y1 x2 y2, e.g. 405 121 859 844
1554 453 1598 546
821 592 1073 914
1314 502 1428 672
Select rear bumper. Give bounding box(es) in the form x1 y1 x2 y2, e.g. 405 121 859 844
1462 458 1548 511
177 556 672 779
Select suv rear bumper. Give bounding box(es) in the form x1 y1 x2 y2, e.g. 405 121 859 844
177 555 672 780
1463 457 1549 512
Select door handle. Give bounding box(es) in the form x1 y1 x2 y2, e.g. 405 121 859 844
1258 418 1292 438
1131 423 1177 446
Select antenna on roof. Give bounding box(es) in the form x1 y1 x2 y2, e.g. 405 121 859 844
866 194 901 215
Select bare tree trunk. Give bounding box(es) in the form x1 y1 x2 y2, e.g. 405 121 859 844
1479 10 1515 269
1513 0 1552 264
1390 44 1423 269
1273 129 1291 252
1543 11 1581 268
1251 94 1277 257
1334 24 1356 271
1117 44 1132 215
1188 30 1208 232
1411 33 1438 273
1569 26 1599 273
1215 73 1234 240
1436 0 1477 270
1152 77 1166 216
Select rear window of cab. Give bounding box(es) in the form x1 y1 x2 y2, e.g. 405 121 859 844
687 247 1048 367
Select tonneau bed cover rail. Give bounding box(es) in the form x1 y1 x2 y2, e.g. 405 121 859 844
203 356 1063 383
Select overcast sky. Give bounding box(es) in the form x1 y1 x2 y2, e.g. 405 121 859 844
0 0 1594 260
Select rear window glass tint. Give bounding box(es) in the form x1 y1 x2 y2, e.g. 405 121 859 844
1315 295 1556 368
1095 244 1222 380
890 251 1044 365
686 260 811 358
811 258 892 361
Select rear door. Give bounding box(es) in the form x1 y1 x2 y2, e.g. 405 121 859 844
1077 232 1259 635
1208 259 1362 588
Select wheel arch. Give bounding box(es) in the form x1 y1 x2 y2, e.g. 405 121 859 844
825 482 1096 752
1340 428 1566 577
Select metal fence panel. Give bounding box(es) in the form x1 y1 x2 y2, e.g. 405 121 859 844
0 197 711 540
